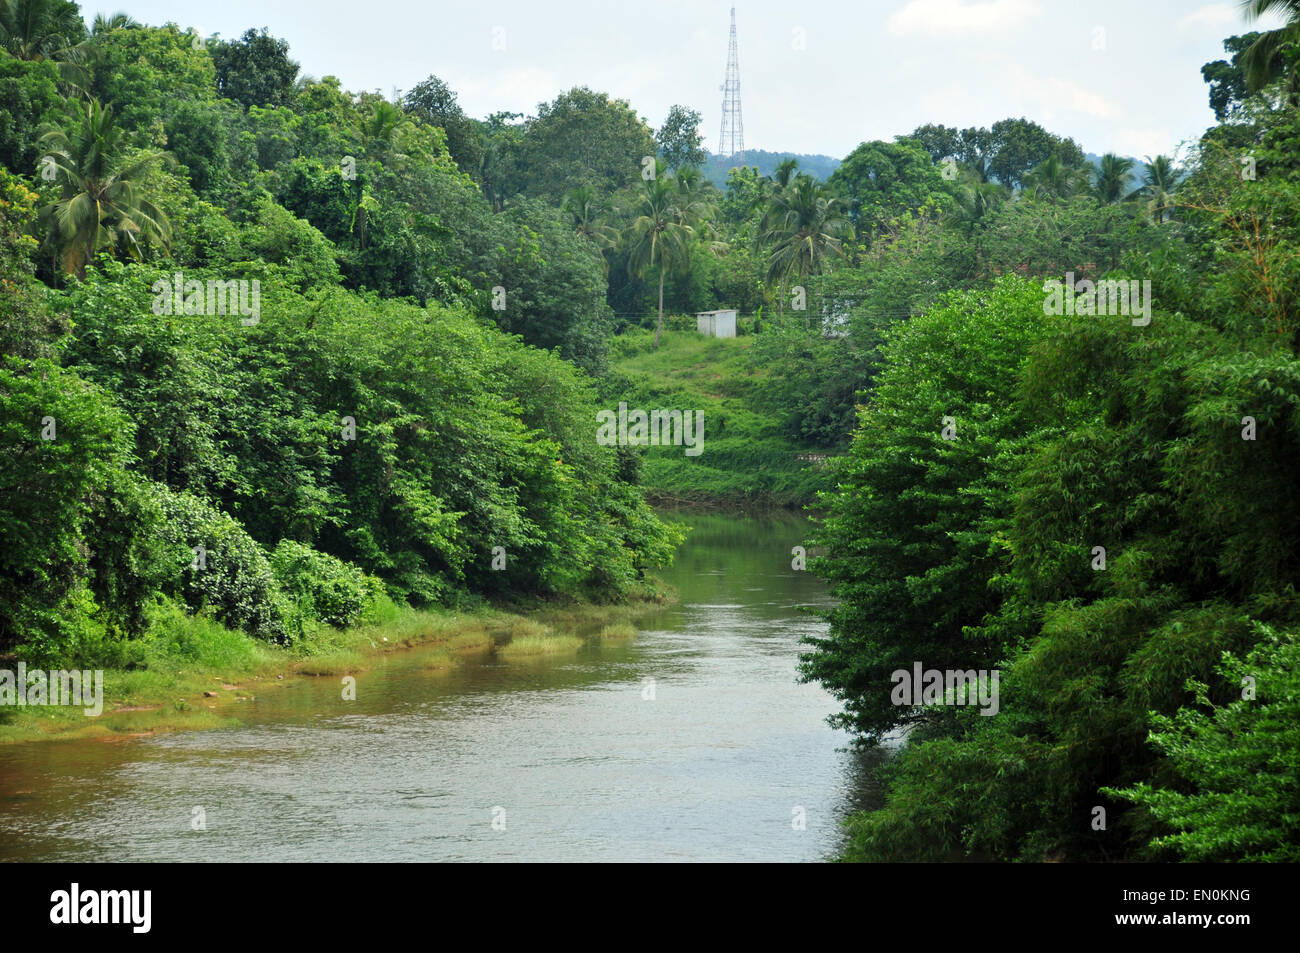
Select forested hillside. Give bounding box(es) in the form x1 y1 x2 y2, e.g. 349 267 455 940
0 9 686 669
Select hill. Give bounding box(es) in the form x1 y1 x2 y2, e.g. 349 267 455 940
600 324 829 508
702 149 842 188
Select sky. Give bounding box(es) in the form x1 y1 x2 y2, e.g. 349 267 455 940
90 1 1287 161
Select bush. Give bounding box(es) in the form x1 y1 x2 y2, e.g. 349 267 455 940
148 484 291 643
1105 625 1300 862
0 358 134 654
269 540 385 630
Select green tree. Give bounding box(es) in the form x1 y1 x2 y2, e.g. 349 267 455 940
760 174 850 319
0 0 82 61
0 356 134 653
1126 154 1180 223
211 27 299 109
0 166 63 358
402 74 484 177
0 54 60 172
828 139 947 239
908 122 961 162
1240 1 1300 93
1202 33 1266 120
509 86 656 201
1022 153 1088 201
800 276 1056 741
563 184 618 250
1093 153 1136 203
86 22 218 134
1105 626 1300 862
656 104 707 171
37 99 172 278
987 117 1085 187
625 172 695 348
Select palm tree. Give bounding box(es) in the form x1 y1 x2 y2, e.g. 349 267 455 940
755 162 804 317
563 185 618 250
91 11 139 35
1125 155 1180 223
0 0 82 60
362 100 415 166
1093 154 1135 204
0 0 103 90
759 174 851 324
37 99 171 278
1240 1 1300 94
771 158 799 190
672 165 727 245
1023 154 1087 201
625 174 694 349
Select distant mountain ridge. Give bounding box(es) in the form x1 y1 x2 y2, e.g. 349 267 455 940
1085 152 1151 192
702 149 842 187
699 148 1148 191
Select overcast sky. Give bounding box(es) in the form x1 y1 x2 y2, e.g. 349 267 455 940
92 1 1285 161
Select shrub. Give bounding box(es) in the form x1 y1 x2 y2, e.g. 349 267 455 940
148 484 291 642
269 539 385 629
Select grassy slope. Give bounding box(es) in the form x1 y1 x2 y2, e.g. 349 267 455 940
602 326 827 507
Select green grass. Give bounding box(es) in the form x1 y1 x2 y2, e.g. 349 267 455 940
595 622 637 641
602 326 828 507
498 634 584 659
0 599 554 745
0 579 677 746
497 618 554 641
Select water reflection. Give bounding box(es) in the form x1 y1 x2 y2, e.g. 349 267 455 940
0 511 882 862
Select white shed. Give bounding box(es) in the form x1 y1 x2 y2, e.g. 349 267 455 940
697 309 737 339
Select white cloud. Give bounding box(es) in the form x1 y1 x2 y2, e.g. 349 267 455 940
1177 4 1236 31
888 0 1040 36
989 61 1119 120
1043 77 1117 119
455 68 563 116
1112 127 1176 160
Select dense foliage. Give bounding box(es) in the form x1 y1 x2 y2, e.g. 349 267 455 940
800 30 1300 861
0 10 681 667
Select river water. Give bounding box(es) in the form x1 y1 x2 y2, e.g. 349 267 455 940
0 512 879 862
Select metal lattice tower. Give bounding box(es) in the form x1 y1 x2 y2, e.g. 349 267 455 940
718 7 744 160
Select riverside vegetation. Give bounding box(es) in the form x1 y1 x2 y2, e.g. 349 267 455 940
2 1 1299 861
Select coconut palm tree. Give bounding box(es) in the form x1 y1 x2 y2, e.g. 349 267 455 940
0 0 82 60
1023 154 1087 202
755 161 806 317
563 186 618 250
37 99 171 278
0 0 107 90
1093 154 1135 204
91 11 139 35
759 174 851 324
1125 155 1180 223
1240 1 1300 94
361 100 416 167
771 158 799 190
671 166 724 242
625 174 694 349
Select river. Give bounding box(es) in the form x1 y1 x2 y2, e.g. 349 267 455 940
0 512 880 862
